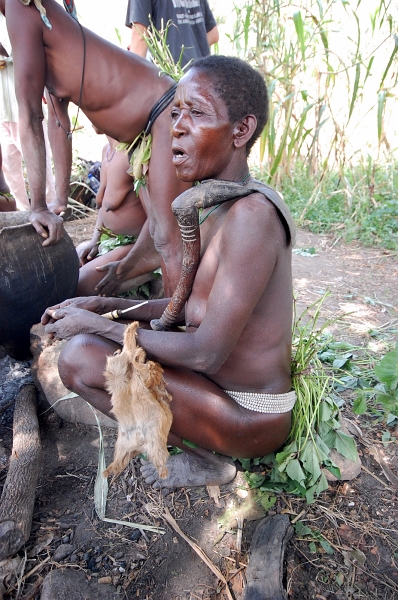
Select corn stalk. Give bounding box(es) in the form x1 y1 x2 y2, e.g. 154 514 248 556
226 0 397 185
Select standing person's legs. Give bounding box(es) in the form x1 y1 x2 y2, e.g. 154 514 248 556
0 143 16 211
0 144 10 192
0 121 30 210
43 117 56 205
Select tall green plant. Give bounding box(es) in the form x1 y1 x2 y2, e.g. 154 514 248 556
226 0 397 187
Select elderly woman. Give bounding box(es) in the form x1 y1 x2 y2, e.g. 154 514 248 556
42 55 296 489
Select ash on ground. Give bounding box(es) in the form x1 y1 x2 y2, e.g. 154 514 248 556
0 346 32 426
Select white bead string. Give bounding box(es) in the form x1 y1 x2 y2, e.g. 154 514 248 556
224 390 296 413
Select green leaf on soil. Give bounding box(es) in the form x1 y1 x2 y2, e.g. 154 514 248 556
294 520 312 537
335 572 344 586
238 458 252 470
353 393 367 414
375 341 398 390
244 471 266 488
259 481 286 492
286 458 307 485
315 434 334 459
300 440 322 484
259 453 275 465
324 463 341 479
254 490 276 511
332 353 353 369
319 400 334 422
334 430 358 461
318 421 337 447
320 537 334 554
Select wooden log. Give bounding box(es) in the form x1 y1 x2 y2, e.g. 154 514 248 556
0 384 42 559
244 515 293 600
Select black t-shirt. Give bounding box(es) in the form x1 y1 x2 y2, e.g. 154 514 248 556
125 0 217 66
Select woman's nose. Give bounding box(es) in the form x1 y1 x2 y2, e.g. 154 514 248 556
172 113 187 136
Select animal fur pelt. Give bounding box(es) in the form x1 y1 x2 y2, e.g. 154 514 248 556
103 321 173 479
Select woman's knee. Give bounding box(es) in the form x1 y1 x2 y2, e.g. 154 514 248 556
59 334 119 390
58 335 87 388
77 265 99 296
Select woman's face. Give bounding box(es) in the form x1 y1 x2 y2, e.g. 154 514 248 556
170 69 237 182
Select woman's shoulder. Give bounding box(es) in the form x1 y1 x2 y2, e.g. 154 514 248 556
223 191 293 250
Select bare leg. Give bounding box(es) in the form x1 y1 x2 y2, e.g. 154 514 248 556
140 367 291 489
58 333 119 416
0 144 10 193
77 243 160 296
0 122 30 210
0 144 16 211
58 336 291 489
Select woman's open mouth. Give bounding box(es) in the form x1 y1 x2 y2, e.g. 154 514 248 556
172 147 188 165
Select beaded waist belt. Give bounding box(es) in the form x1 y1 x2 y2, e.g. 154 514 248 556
224 389 296 414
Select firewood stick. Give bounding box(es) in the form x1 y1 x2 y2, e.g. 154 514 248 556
0 384 42 560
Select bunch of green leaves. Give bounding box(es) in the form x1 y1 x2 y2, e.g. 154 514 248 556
294 520 334 555
240 292 358 503
141 18 191 81
97 226 137 255
117 133 152 195
354 341 398 420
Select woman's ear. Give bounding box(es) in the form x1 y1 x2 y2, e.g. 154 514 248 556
233 115 257 148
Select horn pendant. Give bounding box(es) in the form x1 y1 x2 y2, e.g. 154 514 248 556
150 180 254 331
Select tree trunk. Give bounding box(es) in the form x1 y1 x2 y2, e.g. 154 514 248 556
0 384 42 559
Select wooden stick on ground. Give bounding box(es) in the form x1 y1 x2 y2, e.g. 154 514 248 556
0 384 42 560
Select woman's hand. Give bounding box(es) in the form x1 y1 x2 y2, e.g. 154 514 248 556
77 239 100 266
43 307 107 340
41 296 119 325
30 208 64 246
94 258 131 296
43 306 125 344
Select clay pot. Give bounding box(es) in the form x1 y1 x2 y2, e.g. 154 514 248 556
0 212 79 359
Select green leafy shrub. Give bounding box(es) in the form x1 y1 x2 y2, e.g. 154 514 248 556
354 341 398 419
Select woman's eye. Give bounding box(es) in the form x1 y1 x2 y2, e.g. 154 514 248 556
191 109 202 117
170 110 179 120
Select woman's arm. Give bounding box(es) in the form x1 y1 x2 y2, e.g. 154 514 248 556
7 0 64 244
137 195 282 372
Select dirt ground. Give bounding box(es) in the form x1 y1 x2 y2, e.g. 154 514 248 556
0 217 397 599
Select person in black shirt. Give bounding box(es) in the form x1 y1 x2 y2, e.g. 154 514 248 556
126 0 218 65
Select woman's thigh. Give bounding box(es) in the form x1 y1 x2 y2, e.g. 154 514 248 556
77 245 135 295
59 334 291 458
162 366 292 459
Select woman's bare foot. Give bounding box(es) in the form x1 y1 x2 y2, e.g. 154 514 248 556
140 450 237 489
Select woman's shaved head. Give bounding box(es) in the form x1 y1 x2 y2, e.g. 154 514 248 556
189 55 269 154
